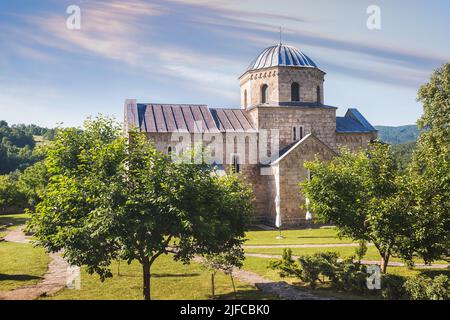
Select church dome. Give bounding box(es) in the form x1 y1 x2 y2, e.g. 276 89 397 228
247 44 317 71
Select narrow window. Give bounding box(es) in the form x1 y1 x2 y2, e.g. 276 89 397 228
293 126 304 141
291 82 300 101
316 86 321 104
232 154 240 173
261 84 268 104
168 146 172 153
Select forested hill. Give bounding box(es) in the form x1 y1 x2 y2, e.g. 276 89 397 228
375 125 419 145
0 121 54 174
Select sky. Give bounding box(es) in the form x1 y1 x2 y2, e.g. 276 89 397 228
0 0 448 128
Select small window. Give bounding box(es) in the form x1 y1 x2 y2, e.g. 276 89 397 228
292 126 304 141
168 146 172 153
316 86 321 104
261 84 268 104
232 154 240 173
291 82 300 102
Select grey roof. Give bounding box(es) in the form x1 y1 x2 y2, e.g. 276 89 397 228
131 104 255 133
247 44 317 72
336 108 377 133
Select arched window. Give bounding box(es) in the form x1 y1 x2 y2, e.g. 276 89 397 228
261 84 268 104
244 90 248 108
316 86 321 104
168 146 172 154
291 82 300 102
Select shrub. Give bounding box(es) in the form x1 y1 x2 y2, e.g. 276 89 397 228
269 250 340 288
297 252 337 287
268 249 302 279
404 275 449 300
426 275 450 300
381 274 406 300
332 258 367 292
270 249 367 291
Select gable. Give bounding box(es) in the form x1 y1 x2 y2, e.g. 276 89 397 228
270 133 336 166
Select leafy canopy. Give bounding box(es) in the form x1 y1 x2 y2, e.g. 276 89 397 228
302 143 409 272
30 116 253 299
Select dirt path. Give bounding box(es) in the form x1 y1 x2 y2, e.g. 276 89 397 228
0 226 69 300
245 253 450 269
3 225 29 243
193 257 332 300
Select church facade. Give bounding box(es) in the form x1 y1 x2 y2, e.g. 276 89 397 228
124 44 377 227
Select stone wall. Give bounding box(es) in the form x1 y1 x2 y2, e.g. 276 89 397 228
249 106 337 151
276 137 335 227
277 67 325 104
239 66 325 108
336 132 377 152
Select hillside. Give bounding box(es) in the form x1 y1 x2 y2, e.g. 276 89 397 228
375 125 419 145
0 121 54 174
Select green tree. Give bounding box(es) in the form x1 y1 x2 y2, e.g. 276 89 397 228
302 143 410 273
391 141 416 171
400 63 450 263
30 116 252 300
200 246 244 299
18 160 49 207
0 171 27 211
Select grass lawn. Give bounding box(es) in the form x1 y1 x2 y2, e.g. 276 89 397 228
245 245 449 265
0 213 29 239
245 227 353 245
246 245 381 259
44 254 276 300
0 241 50 291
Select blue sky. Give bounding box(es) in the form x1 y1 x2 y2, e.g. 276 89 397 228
0 0 448 127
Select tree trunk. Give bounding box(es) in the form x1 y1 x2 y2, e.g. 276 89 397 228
117 260 121 276
381 254 390 274
142 259 151 300
211 272 215 299
230 274 237 300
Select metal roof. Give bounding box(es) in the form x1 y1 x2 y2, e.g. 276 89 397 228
132 104 256 133
336 108 377 133
247 44 317 71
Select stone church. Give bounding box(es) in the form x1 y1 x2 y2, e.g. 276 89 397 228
124 43 377 227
